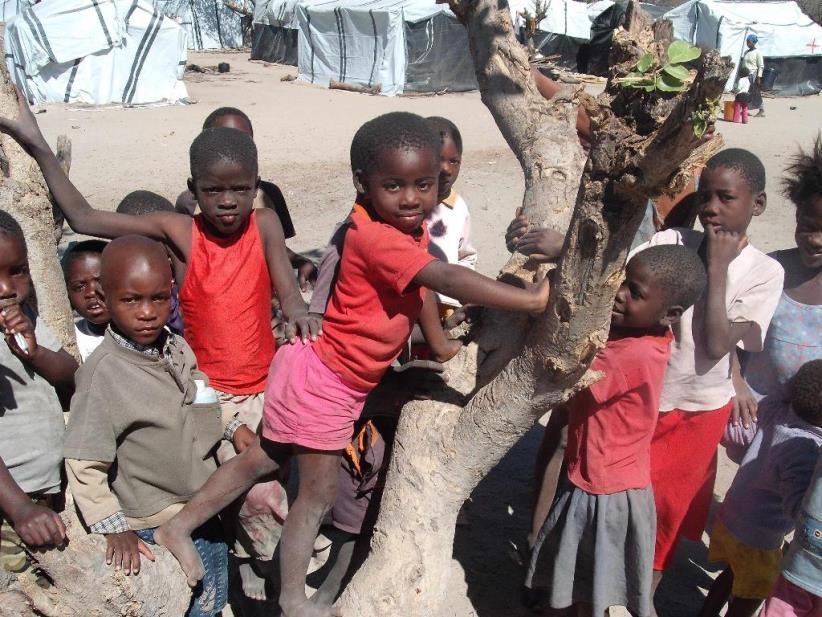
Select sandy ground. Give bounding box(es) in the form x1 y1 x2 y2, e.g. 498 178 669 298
32 50 822 616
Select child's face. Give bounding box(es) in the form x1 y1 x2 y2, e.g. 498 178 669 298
208 115 253 138
0 234 31 306
611 258 672 330
66 253 109 325
360 147 439 234
104 262 172 346
697 166 765 235
437 135 462 201
190 160 259 237
795 196 822 269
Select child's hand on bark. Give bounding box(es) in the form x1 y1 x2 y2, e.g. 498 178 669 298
104 531 155 575
0 85 49 154
12 501 66 547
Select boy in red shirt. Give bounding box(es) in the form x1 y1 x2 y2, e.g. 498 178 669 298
525 245 707 617
156 112 550 617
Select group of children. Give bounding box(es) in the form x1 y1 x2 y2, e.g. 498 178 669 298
0 79 820 617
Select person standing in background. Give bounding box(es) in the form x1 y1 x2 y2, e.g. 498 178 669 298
743 34 766 118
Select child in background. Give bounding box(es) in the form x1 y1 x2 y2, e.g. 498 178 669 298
728 136 822 448
176 107 317 290
734 66 751 124
525 245 707 617
0 210 75 578
699 359 822 617
761 454 822 617
631 149 784 612
62 240 109 361
116 190 184 335
64 236 227 617
157 112 549 617
424 116 476 311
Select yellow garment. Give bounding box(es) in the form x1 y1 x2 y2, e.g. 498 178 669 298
708 519 783 599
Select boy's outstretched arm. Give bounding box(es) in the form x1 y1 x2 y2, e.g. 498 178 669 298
0 456 65 547
256 208 321 342
0 87 187 245
414 261 549 314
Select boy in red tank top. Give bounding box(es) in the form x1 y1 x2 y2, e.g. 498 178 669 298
151 113 550 617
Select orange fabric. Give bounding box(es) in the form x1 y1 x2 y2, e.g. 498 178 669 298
180 212 274 394
344 420 380 479
312 208 436 391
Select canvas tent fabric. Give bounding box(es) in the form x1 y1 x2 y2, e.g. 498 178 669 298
1 0 31 23
251 0 301 64
296 0 475 96
153 0 244 49
664 0 822 95
5 0 188 105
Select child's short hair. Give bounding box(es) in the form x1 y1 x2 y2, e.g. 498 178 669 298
350 112 440 175
425 116 463 154
790 359 822 426
705 148 766 193
116 190 174 216
202 107 253 133
630 244 706 310
61 240 108 274
0 209 25 246
782 134 822 213
190 127 258 180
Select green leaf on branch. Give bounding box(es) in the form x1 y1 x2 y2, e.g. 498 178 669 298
667 40 701 64
662 64 691 82
636 53 655 73
690 96 722 139
656 71 687 92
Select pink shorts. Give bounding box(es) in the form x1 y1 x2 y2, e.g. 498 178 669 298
262 341 369 451
761 576 821 617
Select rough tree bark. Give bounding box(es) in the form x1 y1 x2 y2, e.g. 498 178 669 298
338 2 730 615
0 64 76 357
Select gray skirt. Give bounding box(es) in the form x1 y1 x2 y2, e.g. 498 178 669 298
525 476 656 617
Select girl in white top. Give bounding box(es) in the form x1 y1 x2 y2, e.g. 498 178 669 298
424 116 477 311
62 240 109 361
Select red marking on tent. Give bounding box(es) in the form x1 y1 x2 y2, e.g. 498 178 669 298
808 39 820 54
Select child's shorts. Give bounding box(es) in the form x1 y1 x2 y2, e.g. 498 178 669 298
761 575 822 617
708 519 783 600
262 341 369 451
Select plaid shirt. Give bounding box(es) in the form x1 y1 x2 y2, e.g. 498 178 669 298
89 511 130 535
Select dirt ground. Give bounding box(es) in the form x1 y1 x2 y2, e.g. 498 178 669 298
34 50 822 616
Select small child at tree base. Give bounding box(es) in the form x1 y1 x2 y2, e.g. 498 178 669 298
761 453 822 617
64 236 228 617
699 359 822 617
61 240 109 361
734 66 751 124
0 210 76 579
525 245 707 617
156 112 550 617
630 149 784 611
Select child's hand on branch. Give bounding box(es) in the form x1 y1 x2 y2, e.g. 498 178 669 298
104 531 155 575
705 226 747 270
296 260 318 292
443 304 480 330
12 501 66 548
0 85 49 155
0 302 37 359
515 228 565 263
526 273 551 315
505 208 529 253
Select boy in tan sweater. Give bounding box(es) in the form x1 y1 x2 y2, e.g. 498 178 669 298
64 236 228 617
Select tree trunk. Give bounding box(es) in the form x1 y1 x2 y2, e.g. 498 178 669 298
0 63 77 358
339 2 730 615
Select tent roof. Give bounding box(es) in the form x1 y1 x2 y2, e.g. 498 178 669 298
256 0 453 29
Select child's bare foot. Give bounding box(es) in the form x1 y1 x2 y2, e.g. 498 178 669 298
281 596 343 617
153 522 204 587
239 558 268 601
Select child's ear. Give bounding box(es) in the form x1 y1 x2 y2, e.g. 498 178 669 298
660 305 684 327
352 170 367 196
752 191 767 216
187 178 196 194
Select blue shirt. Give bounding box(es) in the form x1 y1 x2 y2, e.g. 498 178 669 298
782 455 822 596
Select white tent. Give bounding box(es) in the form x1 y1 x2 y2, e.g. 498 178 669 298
153 0 244 49
251 0 302 64
296 0 475 96
1 0 31 23
5 0 189 105
664 0 822 93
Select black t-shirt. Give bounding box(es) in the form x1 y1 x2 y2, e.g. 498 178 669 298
260 181 295 239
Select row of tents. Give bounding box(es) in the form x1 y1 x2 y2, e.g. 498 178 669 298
2 0 821 104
